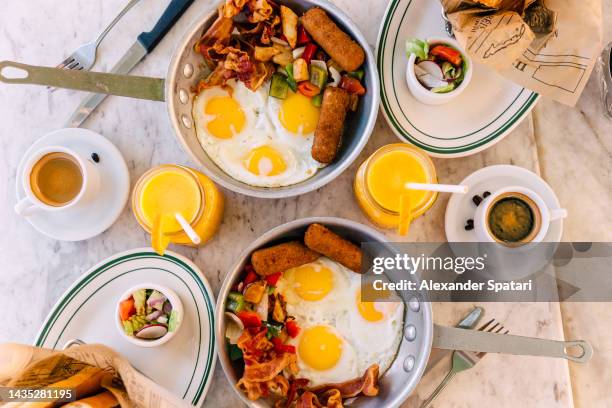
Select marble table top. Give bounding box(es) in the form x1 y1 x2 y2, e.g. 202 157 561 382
1 0 610 407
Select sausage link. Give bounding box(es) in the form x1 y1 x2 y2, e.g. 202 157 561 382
304 223 363 273
251 241 319 276
311 87 350 163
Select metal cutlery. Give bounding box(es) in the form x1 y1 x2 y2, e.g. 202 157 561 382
421 318 509 408
56 0 141 72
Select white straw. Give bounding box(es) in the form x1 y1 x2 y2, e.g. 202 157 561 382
405 182 468 194
175 213 201 245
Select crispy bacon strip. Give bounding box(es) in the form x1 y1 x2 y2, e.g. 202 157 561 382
267 374 290 397
237 378 265 400
310 364 380 398
319 389 343 408
247 0 274 23
195 13 234 68
244 352 297 382
296 391 323 408
223 0 248 17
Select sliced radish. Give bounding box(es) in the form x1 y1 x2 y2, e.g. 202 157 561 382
416 73 448 89
146 310 163 321
135 324 168 340
417 61 444 79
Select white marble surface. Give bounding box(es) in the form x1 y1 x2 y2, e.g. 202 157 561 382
0 0 610 407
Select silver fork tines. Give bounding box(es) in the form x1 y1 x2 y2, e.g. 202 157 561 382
420 318 509 408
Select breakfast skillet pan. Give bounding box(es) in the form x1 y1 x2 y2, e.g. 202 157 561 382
0 0 380 200
217 217 592 408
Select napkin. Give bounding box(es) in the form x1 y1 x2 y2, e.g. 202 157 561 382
441 0 603 106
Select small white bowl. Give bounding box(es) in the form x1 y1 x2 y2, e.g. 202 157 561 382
406 37 473 105
115 283 183 348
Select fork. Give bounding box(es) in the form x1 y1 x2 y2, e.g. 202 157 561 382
55 0 140 71
420 318 509 408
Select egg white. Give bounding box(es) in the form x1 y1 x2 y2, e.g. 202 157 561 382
193 80 324 188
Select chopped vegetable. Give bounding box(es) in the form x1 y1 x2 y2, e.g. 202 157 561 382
228 343 243 361
272 337 296 354
280 5 298 48
348 69 364 80
284 64 298 92
430 45 462 66
311 93 323 107
135 324 168 340
293 58 310 82
292 46 306 60
265 272 282 286
328 66 341 87
168 310 180 332
297 81 321 97
340 75 366 95
432 83 456 93
147 290 167 311
244 281 267 303
237 311 263 328
265 321 283 338
272 295 286 322
255 290 269 321
405 38 429 60
302 43 318 63
226 291 246 313
244 267 258 286
286 320 300 338
145 310 163 321
272 45 293 66
119 298 136 321
309 64 328 90
297 25 311 45
132 289 146 315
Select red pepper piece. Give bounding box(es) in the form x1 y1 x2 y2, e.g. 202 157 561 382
302 43 318 63
238 311 263 328
297 26 311 45
272 337 296 354
265 272 282 286
429 45 462 66
340 75 366 96
243 265 258 286
297 81 321 97
286 320 300 338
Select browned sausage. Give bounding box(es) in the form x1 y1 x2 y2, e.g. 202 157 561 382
300 8 365 72
311 87 350 163
251 241 319 276
304 223 363 273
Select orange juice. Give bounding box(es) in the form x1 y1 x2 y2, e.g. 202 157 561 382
354 144 437 230
132 165 224 247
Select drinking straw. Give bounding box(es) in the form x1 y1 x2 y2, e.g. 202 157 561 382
175 213 201 245
398 193 412 236
405 182 468 194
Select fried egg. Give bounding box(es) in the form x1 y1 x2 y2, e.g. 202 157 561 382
276 257 404 386
193 80 324 187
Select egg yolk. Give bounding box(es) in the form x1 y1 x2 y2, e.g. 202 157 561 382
279 91 320 135
356 291 384 322
288 263 333 301
298 326 342 371
244 146 287 176
205 96 245 139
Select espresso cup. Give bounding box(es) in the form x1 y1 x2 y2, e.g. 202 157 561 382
15 146 100 217
474 186 567 246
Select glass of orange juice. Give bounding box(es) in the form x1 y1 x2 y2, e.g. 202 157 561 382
132 164 224 254
354 144 438 235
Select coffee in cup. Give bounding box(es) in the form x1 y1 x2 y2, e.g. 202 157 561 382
29 152 83 207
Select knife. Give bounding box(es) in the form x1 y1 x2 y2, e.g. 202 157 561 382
65 0 195 128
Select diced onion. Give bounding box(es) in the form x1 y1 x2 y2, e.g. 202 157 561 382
292 46 306 60
329 66 341 87
271 37 290 47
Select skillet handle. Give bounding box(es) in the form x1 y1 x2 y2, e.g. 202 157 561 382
432 324 593 363
0 61 166 101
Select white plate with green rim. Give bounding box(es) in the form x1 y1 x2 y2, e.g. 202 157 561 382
376 0 540 157
34 249 216 406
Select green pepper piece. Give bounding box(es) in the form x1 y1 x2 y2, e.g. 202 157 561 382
269 73 289 99
348 69 364 81
311 93 323 107
285 64 298 92
265 320 283 337
228 343 243 361
309 65 328 90
226 291 245 313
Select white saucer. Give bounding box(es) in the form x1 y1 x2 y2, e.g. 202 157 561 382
445 165 563 243
16 128 130 241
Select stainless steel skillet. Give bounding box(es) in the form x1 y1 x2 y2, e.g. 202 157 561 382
216 217 592 408
0 0 379 199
